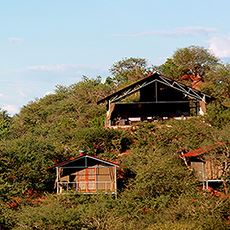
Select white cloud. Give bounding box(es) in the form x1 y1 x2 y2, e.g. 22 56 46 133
2 104 19 115
26 63 106 74
8 37 24 44
27 64 77 73
173 27 217 36
208 35 230 58
113 26 217 37
0 93 4 97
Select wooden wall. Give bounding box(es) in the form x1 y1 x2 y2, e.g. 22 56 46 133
58 165 116 193
190 158 223 181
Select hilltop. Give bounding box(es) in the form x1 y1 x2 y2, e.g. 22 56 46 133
1 46 229 229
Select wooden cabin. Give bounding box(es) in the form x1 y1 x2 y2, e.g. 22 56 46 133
52 154 118 194
97 72 213 128
181 143 228 190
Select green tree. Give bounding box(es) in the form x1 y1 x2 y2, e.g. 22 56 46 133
172 46 219 77
107 57 147 87
0 109 11 139
204 64 230 101
160 46 219 81
158 58 182 79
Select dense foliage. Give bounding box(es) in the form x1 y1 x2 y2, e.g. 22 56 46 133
0 47 229 229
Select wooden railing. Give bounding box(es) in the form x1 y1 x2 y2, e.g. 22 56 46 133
57 181 115 194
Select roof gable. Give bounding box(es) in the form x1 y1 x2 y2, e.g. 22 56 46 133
97 72 213 104
51 154 118 168
181 142 225 158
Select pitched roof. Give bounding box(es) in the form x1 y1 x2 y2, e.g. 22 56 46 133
97 72 213 104
49 154 119 168
181 142 225 157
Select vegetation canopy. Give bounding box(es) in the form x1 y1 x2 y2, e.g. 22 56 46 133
0 46 229 229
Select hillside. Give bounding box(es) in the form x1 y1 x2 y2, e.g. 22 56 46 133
0 47 230 229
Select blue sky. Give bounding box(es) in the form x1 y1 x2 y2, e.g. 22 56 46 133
1 0 230 115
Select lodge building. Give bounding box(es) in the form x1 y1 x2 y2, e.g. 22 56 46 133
97 72 213 128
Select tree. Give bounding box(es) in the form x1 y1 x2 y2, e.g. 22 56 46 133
158 58 182 79
0 109 11 139
160 46 219 81
172 46 219 77
204 63 230 101
108 57 147 87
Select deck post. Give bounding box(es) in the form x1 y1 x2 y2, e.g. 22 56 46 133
56 167 59 194
114 166 117 198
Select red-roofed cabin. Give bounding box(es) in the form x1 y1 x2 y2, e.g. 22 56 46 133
51 155 118 194
181 143 228 190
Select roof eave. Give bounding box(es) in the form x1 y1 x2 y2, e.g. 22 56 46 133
49 154 119 169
